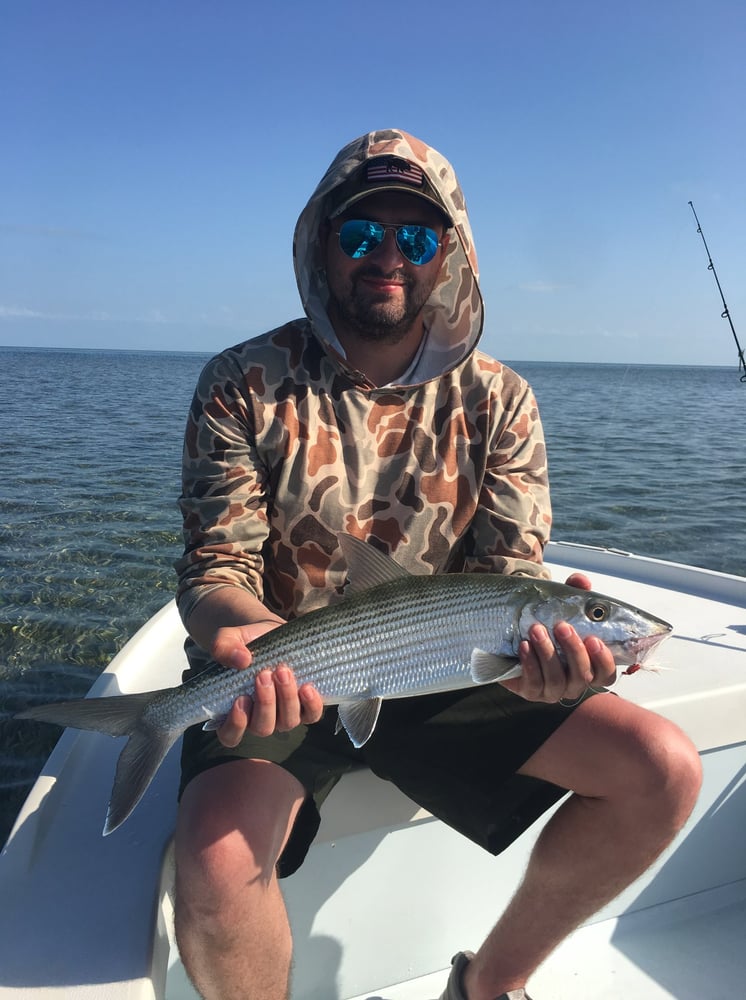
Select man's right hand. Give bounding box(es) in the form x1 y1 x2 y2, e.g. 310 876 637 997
209 623 324 747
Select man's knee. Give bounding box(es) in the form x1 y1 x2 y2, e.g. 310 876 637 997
585 698 703 828
522 695 703 824
175 759 306 905
636 715 702 821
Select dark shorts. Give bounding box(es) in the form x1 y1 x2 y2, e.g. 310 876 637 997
179 682 591 878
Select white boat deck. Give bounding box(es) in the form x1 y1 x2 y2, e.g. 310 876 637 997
340 880 746 999
1 542 745 999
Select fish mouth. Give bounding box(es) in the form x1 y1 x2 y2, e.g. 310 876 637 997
615 623 673 667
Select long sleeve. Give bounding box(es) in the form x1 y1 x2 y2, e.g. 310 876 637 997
175 351 271 627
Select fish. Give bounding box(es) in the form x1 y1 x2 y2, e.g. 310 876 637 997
16 534 672 835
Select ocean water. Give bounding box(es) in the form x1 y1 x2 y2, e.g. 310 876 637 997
1 346 745 846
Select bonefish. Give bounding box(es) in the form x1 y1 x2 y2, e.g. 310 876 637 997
16 534 672 834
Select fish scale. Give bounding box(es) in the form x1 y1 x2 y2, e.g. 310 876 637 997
224 575 519 703
161 574 510 724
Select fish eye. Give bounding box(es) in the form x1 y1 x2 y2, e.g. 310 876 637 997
585 600 610 622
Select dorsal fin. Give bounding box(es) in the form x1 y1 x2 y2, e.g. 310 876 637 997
338 533 412 595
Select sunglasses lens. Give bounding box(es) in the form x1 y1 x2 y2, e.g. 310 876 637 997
338 220 385 259
395 225 439 265
337 220 440 265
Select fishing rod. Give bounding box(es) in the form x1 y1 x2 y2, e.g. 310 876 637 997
688 200 746 382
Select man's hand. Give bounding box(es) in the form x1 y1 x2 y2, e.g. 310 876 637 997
498 572 617 704
209 623 324 748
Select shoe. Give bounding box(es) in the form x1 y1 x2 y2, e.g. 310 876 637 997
438 951 534 1000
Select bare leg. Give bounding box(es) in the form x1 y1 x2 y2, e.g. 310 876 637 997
174 759 307 1000
463 696 702 1000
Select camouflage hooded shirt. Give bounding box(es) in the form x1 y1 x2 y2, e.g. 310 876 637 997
176 129 551 629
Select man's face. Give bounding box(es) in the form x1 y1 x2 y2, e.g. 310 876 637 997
324 191 449 344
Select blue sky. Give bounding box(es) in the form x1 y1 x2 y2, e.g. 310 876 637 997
2 0 744 366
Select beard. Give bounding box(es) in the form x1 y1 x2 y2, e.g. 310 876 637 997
327 266 435 344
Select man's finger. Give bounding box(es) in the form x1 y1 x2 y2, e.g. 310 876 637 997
274 666 302 731
564 572 592 591
248 669 278 737
299 682 324 723
217 695 251 748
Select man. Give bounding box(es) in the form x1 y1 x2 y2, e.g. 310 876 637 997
174 129 701 1000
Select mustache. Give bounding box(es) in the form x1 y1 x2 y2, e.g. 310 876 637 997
352 266 413 287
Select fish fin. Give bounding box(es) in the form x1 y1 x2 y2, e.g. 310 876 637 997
104 727 179 835
202 715 227 732
16 689 179 836
338 533 412 595
336 697 383 748
495 662 524 681
470 649 522 684
15 691 167 736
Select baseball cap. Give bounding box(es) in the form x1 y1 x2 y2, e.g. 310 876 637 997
327 156 453 225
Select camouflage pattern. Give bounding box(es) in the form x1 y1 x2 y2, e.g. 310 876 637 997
176 129 551 627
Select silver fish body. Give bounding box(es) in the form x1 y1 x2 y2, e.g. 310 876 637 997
17 535 672 834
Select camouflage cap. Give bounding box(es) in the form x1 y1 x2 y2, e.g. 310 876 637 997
327 155 454 225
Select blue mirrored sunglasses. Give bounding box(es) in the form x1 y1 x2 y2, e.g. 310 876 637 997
337 219 442 266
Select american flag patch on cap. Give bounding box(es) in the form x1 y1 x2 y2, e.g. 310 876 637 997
366 158 423 187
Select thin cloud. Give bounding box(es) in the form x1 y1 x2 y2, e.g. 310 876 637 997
0 304 250 330
0 305 124 323
0 305 81 321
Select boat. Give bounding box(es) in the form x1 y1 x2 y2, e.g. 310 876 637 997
1 541 745 1000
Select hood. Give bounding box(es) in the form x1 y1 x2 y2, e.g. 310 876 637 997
293 129 484 386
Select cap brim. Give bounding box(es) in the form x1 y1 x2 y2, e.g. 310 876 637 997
329 186 453 226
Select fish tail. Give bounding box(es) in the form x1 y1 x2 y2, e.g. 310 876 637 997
16 692 159 736
104 725 178 835
16 690 180 835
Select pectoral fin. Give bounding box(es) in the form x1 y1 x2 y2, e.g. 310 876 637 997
336 697 383 748
470 649 523 684
201 715 227 732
